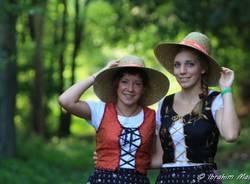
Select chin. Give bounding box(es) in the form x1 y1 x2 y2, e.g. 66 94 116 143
123 100 138 106
179 82 190 88
179 82 194 89
125 102 137 106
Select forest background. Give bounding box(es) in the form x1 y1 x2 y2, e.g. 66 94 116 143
0 0 250 183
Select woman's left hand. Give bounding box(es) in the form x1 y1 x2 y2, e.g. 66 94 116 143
219 67 235 89
93 151 97 165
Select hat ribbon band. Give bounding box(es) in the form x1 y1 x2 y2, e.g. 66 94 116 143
119 63 144 67
181 39 208 54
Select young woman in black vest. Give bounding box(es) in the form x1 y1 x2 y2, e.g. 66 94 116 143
59 55 169 184
152 32 240 184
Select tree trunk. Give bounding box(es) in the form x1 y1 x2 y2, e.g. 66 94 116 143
57 0 90 137
0 0 17 157
58 0 89 137
29 1 47 136
57 0 72 137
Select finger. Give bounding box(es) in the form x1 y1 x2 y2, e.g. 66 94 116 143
221 69 232 76
110 60 120 67
222 67 233 73
221 67 229 74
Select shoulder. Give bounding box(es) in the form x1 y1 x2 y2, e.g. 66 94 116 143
85 100 106 116
86 100 106 107
208 90 220 98
144 106 156 115
207 90 221 104
162 93 175 106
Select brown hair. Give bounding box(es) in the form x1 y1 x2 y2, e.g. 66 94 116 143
191 48 209 117
111 68 149 106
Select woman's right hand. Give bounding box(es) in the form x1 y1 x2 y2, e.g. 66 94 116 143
93 60 120 78
105 59 120 69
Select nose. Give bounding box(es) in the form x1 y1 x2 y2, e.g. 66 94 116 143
127 82 134 91
180 65 186 74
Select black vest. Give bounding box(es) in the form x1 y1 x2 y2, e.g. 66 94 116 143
159 91 220 164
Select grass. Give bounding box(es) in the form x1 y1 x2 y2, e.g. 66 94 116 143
0 135 95 184
0 115 250 183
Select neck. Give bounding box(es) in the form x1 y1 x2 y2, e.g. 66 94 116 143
116 102 141 117
180 83 202 103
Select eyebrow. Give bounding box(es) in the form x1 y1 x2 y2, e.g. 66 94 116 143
174 59 195 63
121 77 143 81
186 59 195 62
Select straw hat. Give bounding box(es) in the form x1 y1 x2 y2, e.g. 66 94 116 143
93 55 169 106
154 32 221 86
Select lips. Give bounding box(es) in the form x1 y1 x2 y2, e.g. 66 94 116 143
179 77 190 82
123 93 135 98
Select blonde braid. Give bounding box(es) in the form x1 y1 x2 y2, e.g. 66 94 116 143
191 76 208 117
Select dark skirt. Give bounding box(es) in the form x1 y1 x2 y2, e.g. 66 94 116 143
87 168 150 184
156 164 222 184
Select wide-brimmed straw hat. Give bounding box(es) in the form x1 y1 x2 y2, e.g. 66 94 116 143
93 55 169 106
154 32 221 86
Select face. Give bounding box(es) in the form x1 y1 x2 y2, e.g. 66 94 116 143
173 49 205 89
116 73 144 107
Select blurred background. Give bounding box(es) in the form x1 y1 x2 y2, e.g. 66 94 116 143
0 0 250 183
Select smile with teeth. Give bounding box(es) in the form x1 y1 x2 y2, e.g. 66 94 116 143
179 77 190 81
122 92 136 99
123 93 134 97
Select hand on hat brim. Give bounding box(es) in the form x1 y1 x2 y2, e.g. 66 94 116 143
219 67 234 88
105 60 120 69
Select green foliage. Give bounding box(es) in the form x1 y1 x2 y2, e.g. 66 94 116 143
2 1 249 181
86 1 117 46
0 134 95 184
214 115 250 183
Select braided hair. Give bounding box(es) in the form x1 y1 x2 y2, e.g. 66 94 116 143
190 49 209 117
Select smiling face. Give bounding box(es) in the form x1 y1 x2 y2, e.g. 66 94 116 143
116 73 145 107
173 48 206 89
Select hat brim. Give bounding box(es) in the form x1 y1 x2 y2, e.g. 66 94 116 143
154 43 221 86
93 66 169 106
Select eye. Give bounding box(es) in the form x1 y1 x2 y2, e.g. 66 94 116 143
135 81 143 86
174 62 180 68
120 80 128 84
186 62 195 67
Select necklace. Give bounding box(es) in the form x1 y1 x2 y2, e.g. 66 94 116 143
116 105 141 117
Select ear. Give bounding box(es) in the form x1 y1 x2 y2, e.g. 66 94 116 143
141 87 146 94
201 69 206 74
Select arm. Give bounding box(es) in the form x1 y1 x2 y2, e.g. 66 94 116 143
58 60 119 120
150 101 164 169
150 125 163 169
215 67 240 142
